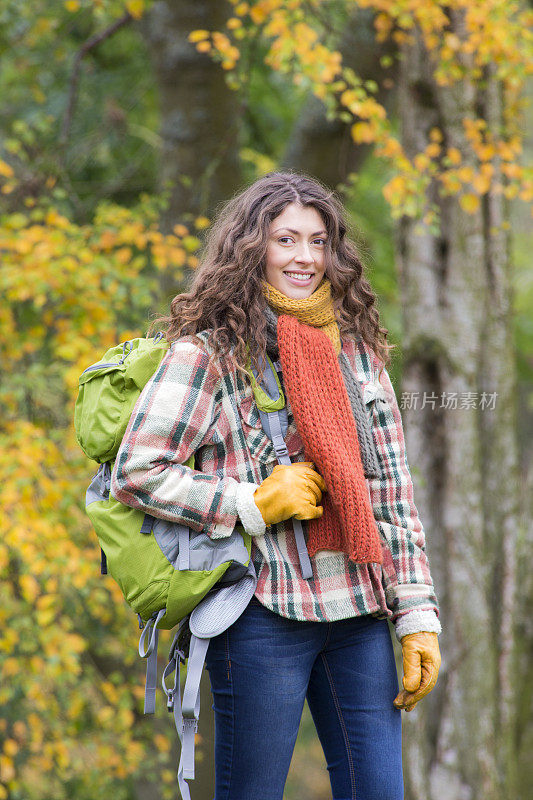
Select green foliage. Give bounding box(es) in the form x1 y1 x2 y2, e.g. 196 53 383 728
0 0 158 221
0 191 198 798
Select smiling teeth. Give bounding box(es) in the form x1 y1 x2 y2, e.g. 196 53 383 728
285 272 312 281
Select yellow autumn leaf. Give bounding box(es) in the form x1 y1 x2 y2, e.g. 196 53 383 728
351 122 374 144
3 740 18 757
472 173 490 194
126 0 145 20
0 160 14 179
189 30 210 43
101 681 119 704
446 147 462 165
459 193 480 213
212 31 231 49
154 733 171 752
64 1 80 11
97 706 115 724
377 136 403 158
375 12 393 40
414 153 430 171
1 658 19 677
0 755 15 782
250 6 268 23
457 166 474 183
169 247 186 267
502 162 522 179
425 142 441 158
115 247 132 265
227 17 242 30
382 175 407 207
477 143 496 161
19 574 40 602
182 235 201 252
55 741 70 770
171 224 187 237
36 608 56 627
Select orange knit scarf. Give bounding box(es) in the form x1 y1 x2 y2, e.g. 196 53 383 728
271 297 383 565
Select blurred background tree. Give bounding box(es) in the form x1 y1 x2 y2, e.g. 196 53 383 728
0 1 531 799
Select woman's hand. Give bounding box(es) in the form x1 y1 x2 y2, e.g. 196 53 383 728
253 462 327 526
393 632 441 712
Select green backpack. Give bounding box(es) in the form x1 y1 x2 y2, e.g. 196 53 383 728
74 333 258 800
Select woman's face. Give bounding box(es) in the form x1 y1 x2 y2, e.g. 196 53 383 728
264 203 327 299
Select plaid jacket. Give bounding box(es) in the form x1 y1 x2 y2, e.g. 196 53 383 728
111 330 441 637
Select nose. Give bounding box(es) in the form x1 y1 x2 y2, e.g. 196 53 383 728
294 241 314 264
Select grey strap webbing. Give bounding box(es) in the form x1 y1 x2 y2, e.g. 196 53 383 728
177 525 190 570
266 408 313 579
256 358 313 580
138 608 166 714
162 630 210 800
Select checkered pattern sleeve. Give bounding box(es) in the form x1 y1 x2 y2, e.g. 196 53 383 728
367 364 441 635
110 339 261 539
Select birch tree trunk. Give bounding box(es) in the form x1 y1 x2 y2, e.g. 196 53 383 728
396 15 519 800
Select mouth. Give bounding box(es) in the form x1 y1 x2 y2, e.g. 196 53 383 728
283 270 315 287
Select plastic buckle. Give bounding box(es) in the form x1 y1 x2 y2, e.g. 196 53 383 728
272 438 289 459
167 633 187 666
182 718 198 733
166 690 175 712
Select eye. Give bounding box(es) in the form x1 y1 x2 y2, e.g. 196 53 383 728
277 237 327 245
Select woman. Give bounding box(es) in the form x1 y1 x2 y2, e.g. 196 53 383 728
112 172 441 800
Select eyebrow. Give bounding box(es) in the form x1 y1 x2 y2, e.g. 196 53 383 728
272 227 328 236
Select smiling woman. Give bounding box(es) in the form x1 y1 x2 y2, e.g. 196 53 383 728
265 204 327 298
115 171 442 800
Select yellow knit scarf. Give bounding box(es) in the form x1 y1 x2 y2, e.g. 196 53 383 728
261 278 341 355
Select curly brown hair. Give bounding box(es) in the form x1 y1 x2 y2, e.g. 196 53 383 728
153 171 393 380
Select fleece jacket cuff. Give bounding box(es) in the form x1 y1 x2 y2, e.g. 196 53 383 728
235 482 266 537
394 610 442 642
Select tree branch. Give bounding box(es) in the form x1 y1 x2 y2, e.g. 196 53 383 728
59 12 133 149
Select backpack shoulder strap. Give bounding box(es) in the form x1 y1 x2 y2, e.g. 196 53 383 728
251 356 313 580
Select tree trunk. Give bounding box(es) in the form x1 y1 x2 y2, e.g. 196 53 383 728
135 2 239 792
396 15 519 800
140 0 244 298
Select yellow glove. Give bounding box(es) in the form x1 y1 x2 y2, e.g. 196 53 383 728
253 462 327 526
393 632 441 712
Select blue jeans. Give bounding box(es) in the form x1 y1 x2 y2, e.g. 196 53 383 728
205 596 403 800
